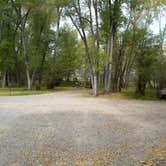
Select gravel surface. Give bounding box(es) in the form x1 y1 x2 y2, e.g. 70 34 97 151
0 90 166 166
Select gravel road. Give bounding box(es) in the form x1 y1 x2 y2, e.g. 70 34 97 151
0 90 166 166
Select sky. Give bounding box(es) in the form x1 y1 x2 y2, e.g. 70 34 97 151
57 5 166 42
150 11 166 35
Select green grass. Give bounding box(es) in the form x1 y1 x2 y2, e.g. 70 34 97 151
81 86 161 101
105 87 161 101
0 86 80 96
0 86 163 101
119 86 158 101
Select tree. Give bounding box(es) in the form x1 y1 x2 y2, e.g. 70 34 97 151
0 0 165 97
99 0 124 93
45 26 82 89
135 31 159 95
66 0 105 96
0 0 15 87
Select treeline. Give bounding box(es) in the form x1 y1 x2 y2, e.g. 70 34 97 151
0 0 166 96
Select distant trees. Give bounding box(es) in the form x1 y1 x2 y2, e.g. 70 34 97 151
135 31 160 95
156 5 166 90
0 0 165 96
0 0 14 87
45 26 82 89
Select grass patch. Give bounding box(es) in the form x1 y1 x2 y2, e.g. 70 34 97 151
54 86 84 91
81 86 162 101
0 86 81 96
120 86 158 101
0 86 163 101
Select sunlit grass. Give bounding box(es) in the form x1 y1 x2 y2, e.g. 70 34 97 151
81 86 161 101
0 86 163 101
0 86 81 96
120 86 158 101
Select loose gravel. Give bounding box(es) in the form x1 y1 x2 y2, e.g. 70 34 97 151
0 90 166 166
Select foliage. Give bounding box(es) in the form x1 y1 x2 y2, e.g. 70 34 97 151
44 26 82 88
0 0 165 98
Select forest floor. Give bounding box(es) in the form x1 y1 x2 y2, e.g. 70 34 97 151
0 90 166 166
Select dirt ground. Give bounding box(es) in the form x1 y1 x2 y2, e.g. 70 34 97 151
0 90 165 166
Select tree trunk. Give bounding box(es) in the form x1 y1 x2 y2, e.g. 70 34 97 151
136 77 146 96
26 70 31 90
31 69 36 89
26 65 36 90
112 77 118 92
93 73 98 96
69 2 99 96
83 37 98 96
118 76 123 92
2 72 7 88
0 21 2 39
104 68 108 92
104 33 113 93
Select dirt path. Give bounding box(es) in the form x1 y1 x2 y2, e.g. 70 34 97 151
0 90 166 166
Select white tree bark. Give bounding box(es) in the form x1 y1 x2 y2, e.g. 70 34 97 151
93 74 98 96
26 70 31 90
26 69 36 90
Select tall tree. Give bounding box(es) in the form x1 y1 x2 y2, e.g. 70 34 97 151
66 0 103 96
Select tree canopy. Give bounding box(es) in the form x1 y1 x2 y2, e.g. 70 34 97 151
0 0 165 96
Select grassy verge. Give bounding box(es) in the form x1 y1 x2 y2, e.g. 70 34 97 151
118 86 158 101
82 86 161 101
0 86 163 101
0 86 81 96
